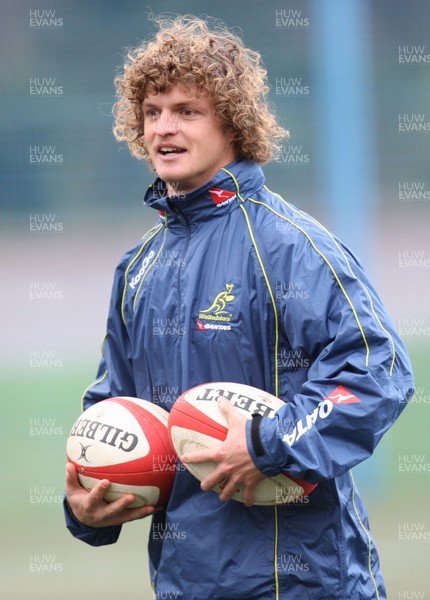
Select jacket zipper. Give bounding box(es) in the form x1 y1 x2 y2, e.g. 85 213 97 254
172 207 191 326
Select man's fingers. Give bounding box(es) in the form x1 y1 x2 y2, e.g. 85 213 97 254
216 396 235 420
216 477 259 506
65 462 88 494
181 444 222 465
117 504 162 523
242 484 256 508
86 478 112 504
65 462 78 487
66 463 113 506
103 492 138 514
180 398 260 506
200 465 230 491
217 478 242 501
98 495 163 526
65 462 163 526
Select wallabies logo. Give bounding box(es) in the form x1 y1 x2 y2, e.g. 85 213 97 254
199 284 235 322
200 284 235 316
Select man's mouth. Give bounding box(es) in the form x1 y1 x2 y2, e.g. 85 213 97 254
158 146 187 156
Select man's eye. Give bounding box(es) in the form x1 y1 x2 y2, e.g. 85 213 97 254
145 110 159 120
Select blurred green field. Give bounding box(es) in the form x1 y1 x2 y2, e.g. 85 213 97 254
1 340 429 599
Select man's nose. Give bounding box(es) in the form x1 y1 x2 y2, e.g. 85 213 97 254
154 112 180 136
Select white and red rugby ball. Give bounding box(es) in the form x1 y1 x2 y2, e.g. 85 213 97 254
168 382 317 506
67 397 176 507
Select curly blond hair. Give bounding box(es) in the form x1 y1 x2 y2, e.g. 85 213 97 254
113 15 288 163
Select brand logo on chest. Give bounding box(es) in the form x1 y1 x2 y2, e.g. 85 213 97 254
196 284 236 331
129 250 155 290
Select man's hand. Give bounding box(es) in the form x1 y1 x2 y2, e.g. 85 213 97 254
65 462 160 528
181 397 266 507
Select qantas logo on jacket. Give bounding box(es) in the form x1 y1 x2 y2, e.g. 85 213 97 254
209 188 237 207
282 386 361 446
325 385 361 404
196 319 231 331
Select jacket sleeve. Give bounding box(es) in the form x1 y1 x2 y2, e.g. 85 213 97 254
64 250 137 545
246 236 415 482
63 494 121 546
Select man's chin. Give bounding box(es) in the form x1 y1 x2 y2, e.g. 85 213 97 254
156 174 193 196
150 162 196 195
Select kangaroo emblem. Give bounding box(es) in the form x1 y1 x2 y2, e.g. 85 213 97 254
200 284 235 315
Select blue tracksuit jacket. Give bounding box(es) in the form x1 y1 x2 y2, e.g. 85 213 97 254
64 159 414 599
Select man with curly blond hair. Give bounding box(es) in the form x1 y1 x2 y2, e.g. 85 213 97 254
65 15 414 600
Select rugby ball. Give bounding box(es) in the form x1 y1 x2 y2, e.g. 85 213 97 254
168 382 317 505
66 397 176 507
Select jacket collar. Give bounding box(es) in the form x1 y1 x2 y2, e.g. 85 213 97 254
143 160 265 226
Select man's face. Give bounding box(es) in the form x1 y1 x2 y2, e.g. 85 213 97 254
142 86 236 196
